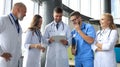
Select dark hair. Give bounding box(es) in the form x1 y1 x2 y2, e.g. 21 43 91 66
28 14 42 31
70 11 81 18
53 7 63 13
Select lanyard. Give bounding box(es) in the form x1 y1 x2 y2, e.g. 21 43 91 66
35 30 41 43
8 15 13 24
8 14 20 33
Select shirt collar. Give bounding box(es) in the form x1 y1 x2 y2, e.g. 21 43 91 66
53 20 62 25
10 13 17 21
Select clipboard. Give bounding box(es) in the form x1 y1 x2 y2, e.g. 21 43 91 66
52 35 66 42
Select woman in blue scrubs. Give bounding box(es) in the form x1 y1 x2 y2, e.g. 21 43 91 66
70 11 96 67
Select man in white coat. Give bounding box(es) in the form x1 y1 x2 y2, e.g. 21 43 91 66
43 7 71 67
0 2 26 67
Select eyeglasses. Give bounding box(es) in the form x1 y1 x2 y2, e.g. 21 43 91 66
70 17 79 22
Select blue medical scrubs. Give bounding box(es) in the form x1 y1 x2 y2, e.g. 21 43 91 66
71 22 96 67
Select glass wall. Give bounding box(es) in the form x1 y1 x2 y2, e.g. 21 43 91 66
0 0 5 16
111 0 120 42
62 16 69 25
0 0 119 33
91 0 101 19
62 0 69 6
80 0 91 17
62 0 104 19
62 0 120 25
111 0 120 25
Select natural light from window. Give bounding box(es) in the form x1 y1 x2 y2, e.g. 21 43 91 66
0 0 4 16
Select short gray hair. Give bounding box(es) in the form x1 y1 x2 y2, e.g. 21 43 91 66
13 2 26 9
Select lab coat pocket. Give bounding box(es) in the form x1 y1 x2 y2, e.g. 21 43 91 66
0 57 7 67
49 30 55 36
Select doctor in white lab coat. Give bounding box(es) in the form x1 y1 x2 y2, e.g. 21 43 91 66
0 2 26 67
23 15 45 67
43 7 71 67
92 13 118 67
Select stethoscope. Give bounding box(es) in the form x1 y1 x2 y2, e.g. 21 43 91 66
50 21 64 32
97 29 111 42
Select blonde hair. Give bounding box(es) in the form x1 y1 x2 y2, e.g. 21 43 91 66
28 15 42 31
102 13 117 29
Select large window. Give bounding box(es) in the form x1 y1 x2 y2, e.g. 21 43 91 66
0 0 5 16
62 0 104 19
80 0 91 17
69 0 80 11
111 0 120 25
62 0 69 6
62 16 69 25
111 0 120 42
91 0 101 19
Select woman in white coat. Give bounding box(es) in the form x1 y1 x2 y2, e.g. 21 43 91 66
23 15 45 67
92 13 118 67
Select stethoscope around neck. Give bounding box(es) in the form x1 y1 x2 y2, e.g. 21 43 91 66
51 21 64 31
97 29 112 38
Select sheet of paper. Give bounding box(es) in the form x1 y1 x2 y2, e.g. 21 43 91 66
52 35 66 42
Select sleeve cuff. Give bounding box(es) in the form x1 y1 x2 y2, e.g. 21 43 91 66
91 45 97 52
91 41 97 52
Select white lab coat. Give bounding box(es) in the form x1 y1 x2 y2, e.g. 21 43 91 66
23 29 42 67
43 21 71 67
92 28 118 67
0 15 22 67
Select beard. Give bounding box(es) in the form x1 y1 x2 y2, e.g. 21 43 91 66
18 13 24 21
55 19 61 23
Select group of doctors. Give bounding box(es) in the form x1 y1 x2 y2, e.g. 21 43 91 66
0 2 119 67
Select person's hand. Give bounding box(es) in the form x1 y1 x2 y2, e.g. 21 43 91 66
35 44 46 52
41 47 46 52
1 52 12 61
60 39 68 46
49 37 55 44
96 42 102 49
71 48 76 55
96 47 102 51
74 24 81 32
